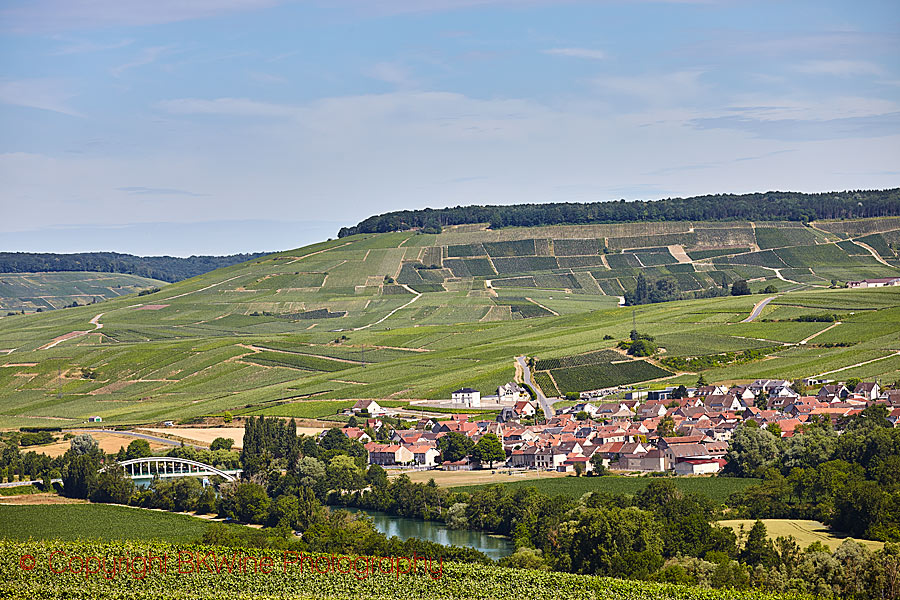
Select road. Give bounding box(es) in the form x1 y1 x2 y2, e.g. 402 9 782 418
0 478 60 489
352 284 422 330
517 355 554 420
853 240 893 267
741 296 777 323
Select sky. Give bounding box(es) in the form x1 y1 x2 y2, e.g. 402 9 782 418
1 0 898 256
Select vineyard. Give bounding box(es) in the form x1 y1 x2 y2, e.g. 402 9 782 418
0 540 808 600
549 361 672 394
531 349 672 395
534 350 624 371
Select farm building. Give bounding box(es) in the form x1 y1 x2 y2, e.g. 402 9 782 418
847 277 900 288
88 416 102 423
350 399 386 416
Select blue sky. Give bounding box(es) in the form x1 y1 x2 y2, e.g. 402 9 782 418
1 0 898 256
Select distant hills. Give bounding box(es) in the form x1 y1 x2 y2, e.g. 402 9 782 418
2 215 900 426
338 189 900 237
0 252 269 283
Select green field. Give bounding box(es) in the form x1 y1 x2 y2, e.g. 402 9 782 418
0 539 806 600
0 504 210 543
1 219 899 427
0 271 166 312
456 475 762 504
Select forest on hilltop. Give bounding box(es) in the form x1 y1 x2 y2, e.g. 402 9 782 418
338 189 900 237
0 251 269 283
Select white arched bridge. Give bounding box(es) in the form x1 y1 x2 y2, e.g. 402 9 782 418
114 457 241 482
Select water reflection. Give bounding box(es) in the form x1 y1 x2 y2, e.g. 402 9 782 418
346 508 514 560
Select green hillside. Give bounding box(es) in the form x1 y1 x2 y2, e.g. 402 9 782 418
0 271 166 313
1 218 900 428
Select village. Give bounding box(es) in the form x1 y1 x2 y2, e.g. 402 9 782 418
350 379 900 476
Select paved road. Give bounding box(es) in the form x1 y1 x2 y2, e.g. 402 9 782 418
0 478 60 489
741 295 777 323
517 355 554 420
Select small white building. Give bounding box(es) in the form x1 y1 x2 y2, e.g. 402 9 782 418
674 459 723 475
451 388 481 408
848 278 900 289
351 399 386 416
498 382 528 403
88 416 102 423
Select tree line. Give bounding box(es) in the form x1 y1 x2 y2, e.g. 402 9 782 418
725 406 900 542
0 251 269 283
337 189 900 237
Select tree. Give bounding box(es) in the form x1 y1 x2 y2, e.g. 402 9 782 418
223 411 233 423
672 385 688 399
61 453 99 499
575 410 590 421
696 374 708 387
437 432 475 463
658 415 677 438
731 279 751 296
296 457 326 495
762 284 778 294
473 433 505 468
269 494 301 529
210 437 234 451
91 465 134 504
629 338 656 357
634 273 649 305
219 481 270 524
741 520 779 567
590 454 608 476
69 434 98 456
196 486 217 514
346 415 359 428
125 439 152 460
573 461 585 477
326 454 364 490
845 377 862 392
724 425 781 477
366 464 388 488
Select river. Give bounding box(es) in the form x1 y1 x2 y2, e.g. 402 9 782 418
347 508 514 560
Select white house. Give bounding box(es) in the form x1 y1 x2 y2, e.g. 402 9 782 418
351 399 387 416
451 388 481 408
408 445 441 467
498 382 528 403
848 278 900 288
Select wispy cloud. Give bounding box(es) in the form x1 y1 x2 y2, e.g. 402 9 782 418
544 47 606 60
1 0 285 32
249 71 288 84
117 186 206 197
157 97 297 118
110 45 174 77
365 62 415 87
793 59 885 77
592 70 706 107
50 37 134 55
691 112 900 141
0 79 83 117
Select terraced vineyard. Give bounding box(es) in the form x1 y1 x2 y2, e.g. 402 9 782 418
0 271 166 312
1 218 899 426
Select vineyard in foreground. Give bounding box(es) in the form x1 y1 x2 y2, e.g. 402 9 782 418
0 540 809 600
